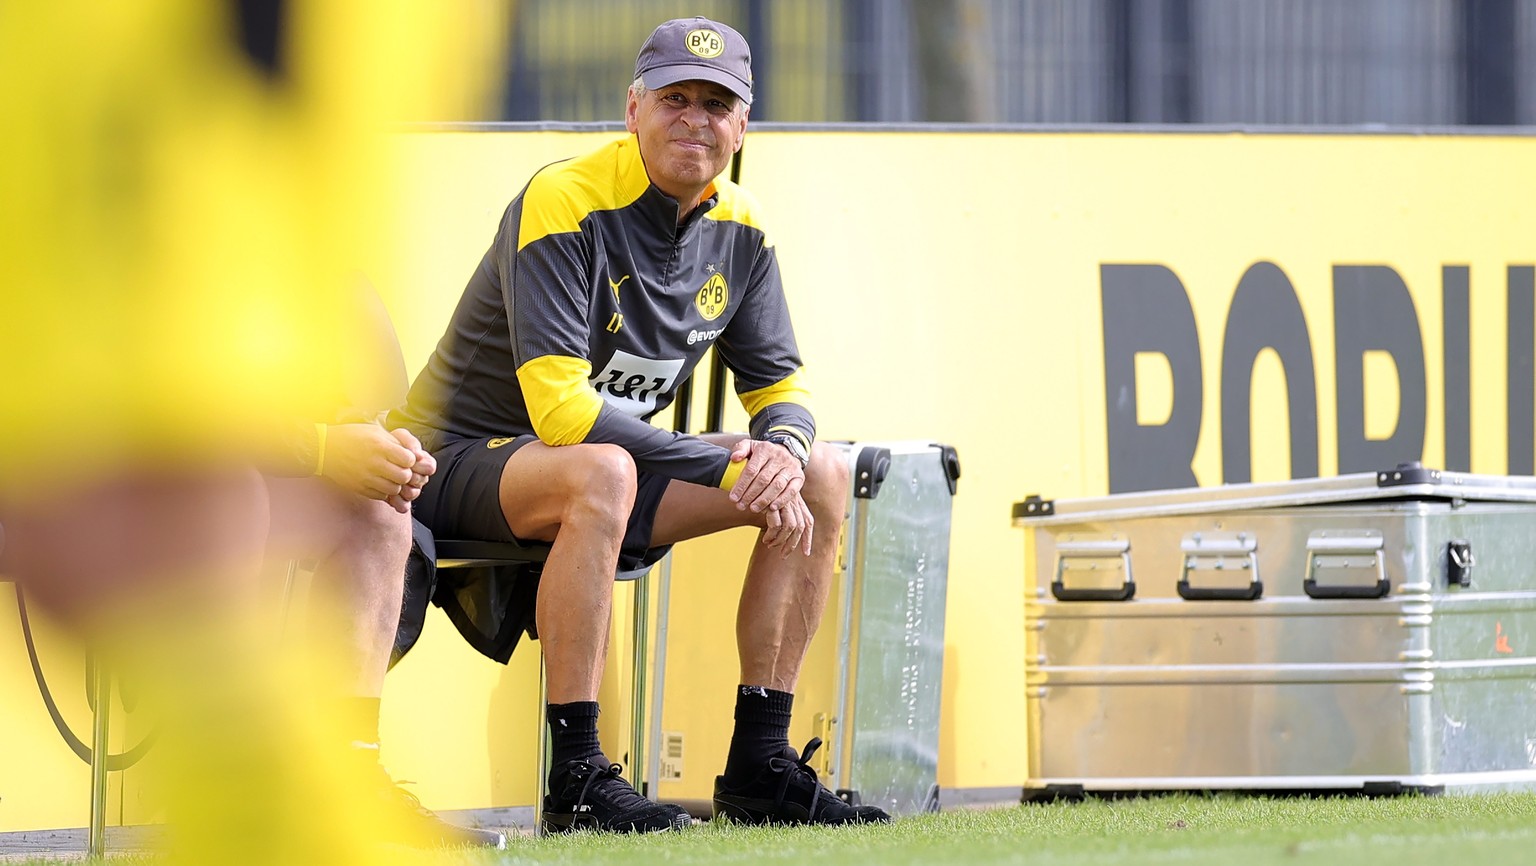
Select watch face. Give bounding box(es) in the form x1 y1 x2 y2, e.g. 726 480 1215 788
770 435 809 467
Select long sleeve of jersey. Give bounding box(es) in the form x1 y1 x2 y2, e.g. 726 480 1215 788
717 242 816 453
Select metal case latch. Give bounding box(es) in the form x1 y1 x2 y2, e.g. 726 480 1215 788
1178 531 1262 600
1447 538 1474 588
1052 534 1134 601
1305 530 1389 599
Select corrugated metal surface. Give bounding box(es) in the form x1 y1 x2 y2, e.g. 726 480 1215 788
493 0 1533 125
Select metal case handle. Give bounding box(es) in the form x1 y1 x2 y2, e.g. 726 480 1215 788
1304 530 1389 599
1177 531 1262 600
1052 536 1134 601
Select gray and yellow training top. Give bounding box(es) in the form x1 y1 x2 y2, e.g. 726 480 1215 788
392 135 814 491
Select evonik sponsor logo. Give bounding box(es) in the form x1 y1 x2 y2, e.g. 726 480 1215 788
687 327 725 345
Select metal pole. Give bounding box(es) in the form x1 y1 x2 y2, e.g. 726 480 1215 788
830 487 865 787
87 655 110 859
535 656 548 835
628 572 649 796
645 555 673 798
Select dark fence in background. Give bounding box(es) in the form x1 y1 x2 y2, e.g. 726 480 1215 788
498 0 1534 125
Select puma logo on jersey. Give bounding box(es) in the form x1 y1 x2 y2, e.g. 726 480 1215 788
608 274 630 304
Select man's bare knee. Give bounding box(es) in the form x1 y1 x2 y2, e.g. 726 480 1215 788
327 489 412 560
802 443 850 521
554 443 638 532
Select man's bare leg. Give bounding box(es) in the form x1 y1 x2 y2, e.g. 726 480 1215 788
265 477 409 697
495 440 691 833
264 475 506 848
648 434 848 692
495 441 636 705
650 436 886 825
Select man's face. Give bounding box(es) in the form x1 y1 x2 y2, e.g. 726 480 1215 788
626 79 748 202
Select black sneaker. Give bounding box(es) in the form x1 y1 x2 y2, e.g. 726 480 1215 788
713 738 892 826
542 760 692 834
374 767 508 849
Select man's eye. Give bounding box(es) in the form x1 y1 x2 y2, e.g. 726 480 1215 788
663 93 686 105
706 100 729 113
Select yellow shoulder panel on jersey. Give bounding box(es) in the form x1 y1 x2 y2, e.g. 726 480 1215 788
738 367 811 417
517 137 652 251
516 355 605 445
705 178 774 247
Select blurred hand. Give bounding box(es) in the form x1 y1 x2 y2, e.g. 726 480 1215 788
319 423 415 508
384 427 436 513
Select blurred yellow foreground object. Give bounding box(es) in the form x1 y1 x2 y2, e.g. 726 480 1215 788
0 0 506 861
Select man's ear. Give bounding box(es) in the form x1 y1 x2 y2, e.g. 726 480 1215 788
624 91 640 134
733 106 749 152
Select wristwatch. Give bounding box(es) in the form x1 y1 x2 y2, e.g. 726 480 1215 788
764 433 810 470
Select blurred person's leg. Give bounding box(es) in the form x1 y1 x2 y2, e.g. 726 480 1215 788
0 465 271 630
264 475 506 849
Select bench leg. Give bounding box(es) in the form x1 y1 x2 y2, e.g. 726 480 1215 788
535 655 547 836
628 573 648 798
88 658 110 859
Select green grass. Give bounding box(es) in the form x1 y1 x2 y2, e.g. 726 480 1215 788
467 794 1536 866
11 794 1536 865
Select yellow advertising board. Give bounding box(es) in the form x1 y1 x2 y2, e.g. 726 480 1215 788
3 127 1533 830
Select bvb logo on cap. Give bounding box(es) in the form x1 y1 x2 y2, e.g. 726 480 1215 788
686 28 724 58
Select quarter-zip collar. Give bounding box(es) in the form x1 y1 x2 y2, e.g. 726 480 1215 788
617 134 720 242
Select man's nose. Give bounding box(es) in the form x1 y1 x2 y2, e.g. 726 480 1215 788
680 100 708 128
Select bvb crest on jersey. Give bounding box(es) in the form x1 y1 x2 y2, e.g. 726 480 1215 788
696 272 728 321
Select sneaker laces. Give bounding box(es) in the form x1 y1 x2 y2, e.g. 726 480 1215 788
378 772 436 819
565 761 652 815
765 738 831 822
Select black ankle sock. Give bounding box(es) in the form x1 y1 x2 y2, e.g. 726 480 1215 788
722 686 795 785
337 696 382 748
547 701 607 775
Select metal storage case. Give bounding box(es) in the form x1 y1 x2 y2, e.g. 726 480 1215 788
827 441 959 815
639 440 957 817
1013 466 1536 798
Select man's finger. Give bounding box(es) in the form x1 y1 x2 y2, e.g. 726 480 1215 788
741 460 796 511
390 427 424 453
361 477 396 500
376 462 413 487
383 442 416 468
731 462 767 508
764 475 804 513
748 471 792 513
740 448 776 491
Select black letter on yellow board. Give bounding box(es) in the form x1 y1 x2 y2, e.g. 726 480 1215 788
1333 265 1427 473
1220 261 1319 483
1443 266 1471 472
1101 264 1202 493
1508 266 1535 474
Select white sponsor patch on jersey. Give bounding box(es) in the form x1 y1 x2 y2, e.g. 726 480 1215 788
589 350 685 418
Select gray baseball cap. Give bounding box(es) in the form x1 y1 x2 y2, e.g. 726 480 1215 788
634 17 753 106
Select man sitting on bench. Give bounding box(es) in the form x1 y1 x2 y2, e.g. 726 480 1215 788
389 16 891 835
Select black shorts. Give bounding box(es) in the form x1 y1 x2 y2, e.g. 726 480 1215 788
412 434 674 573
